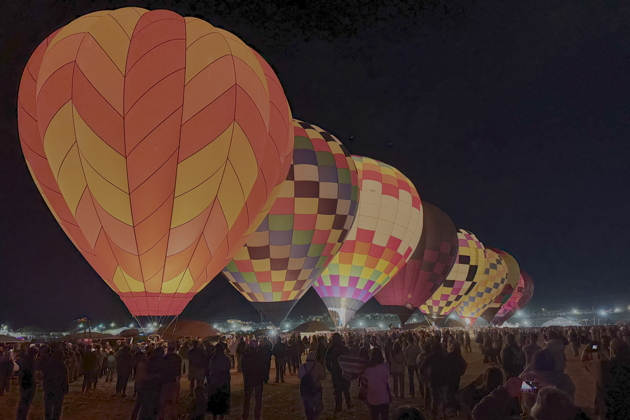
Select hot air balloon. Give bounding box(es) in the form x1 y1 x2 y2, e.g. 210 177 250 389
492 271 526 325
375 202 458 324
420 230 487 325
17 8 293 325
222 120 360 327
313 156 423 327
455 248 509 325
477 247 520 323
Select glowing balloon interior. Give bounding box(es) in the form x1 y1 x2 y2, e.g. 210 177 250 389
420 230 487 320
18 8 293 318
314 156 423 327
223 120 360 326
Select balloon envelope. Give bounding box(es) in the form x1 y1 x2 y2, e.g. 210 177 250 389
375 202 458 324
18 8 293 316
492 272 525 325
314 156 423 326
478 247 520 323
455 248 509 324
222 120 360 326
420 229 487 320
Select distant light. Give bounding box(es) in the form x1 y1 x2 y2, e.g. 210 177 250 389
573 309 578 314
359 322 364 326
78 323 84 328
600 311 606 316
99 324 104 328
111 322 116 327
524 320 530 326
285 323 290 328
129 324 134 328
542 308 545 311
615 308 622 313
379 324 384 328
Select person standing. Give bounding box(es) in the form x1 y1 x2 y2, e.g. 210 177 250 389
241 340 267 420
389 341 406 398
363 348 391 420
188 341 206 396
236 338 246 373
159 345 182 420
41 350 69 420
207 345 232 420
15 347 38 420
569 328 581 357
0 349 13 396
139 346 165 420
271 336 287 383
298 352 326 420
403 335 421 398
502 334 526 379
115 345 133 397
258 337 272 383
179 341 190 376
326 333 352 414
523 333 543 365
81 345 97 393
464 331 472 354
582 338 630 420
420 342 447 419
444 342 467 416
544 330 567 373
493 333 504 364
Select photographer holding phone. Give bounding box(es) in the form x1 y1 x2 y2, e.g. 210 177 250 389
520 350 575 415
582 338 630 420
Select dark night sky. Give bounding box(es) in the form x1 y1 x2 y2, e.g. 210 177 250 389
1 0 630 329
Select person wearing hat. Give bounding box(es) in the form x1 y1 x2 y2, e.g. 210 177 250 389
241 340 267 420
298 352 326 420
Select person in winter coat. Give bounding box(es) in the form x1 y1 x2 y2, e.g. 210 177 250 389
403 336 421 397
259 337 272 383
420 342 447 419
569 329 581 357
475 332 484 353
272 336 287 383
501 334 526 379
41 349 69 420
242 341 267 420
207 345 231 420
139 347 165 420
390 341 406 398
81 345 98 393
471 377 522 420
464 331 472 353
326 333 352 414
482 335 496 364
520 349 575 415
188 341 206 395
444 341 467 415
15 347 38 420
298 351 326 420
235 338 246 373
114 345 133 397
363 348 391 420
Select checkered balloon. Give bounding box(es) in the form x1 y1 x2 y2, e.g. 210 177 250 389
455 248 509 323
478 247 521 323
420 229 487 319
223 120 360 308
313 156 423 327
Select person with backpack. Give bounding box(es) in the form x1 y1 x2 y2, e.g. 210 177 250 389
298 351 326 420
326 333 352 414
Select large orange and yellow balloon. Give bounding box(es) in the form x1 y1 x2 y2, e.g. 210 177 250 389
313 156 423 326
18 8 293 317
222 120 360 327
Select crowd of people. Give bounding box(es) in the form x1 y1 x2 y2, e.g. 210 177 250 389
1 324 630 420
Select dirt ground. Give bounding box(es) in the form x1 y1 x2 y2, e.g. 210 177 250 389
0 342 595 420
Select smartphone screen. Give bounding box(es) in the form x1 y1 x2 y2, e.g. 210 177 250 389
521 380 538 393
592 344 598 350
